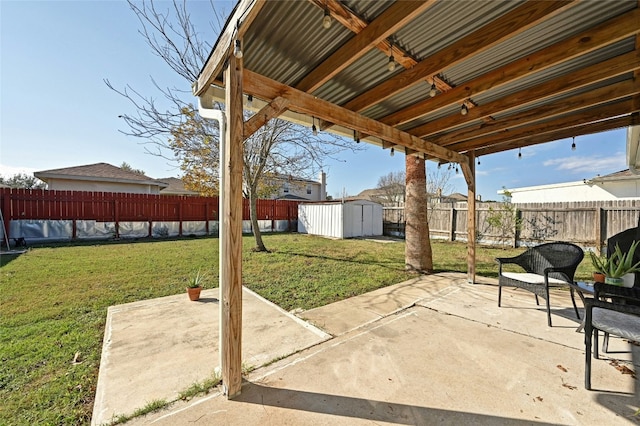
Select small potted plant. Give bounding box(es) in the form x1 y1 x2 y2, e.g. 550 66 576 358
186 268 206 301
590 241 640 287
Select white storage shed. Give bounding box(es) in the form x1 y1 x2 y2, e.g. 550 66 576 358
298 200 383 239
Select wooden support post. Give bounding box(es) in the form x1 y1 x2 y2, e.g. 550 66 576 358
595 206 603 255
465 152 476 284
221 49 244 399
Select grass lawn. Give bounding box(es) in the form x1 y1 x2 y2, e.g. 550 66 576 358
0 234 594 424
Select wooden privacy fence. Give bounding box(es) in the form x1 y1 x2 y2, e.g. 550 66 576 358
384 200 640 252
0 188 300 240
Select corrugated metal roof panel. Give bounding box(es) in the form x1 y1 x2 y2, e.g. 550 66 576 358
442 0 637 85
395 0 525 61
473 38 637 106
244 1 354 88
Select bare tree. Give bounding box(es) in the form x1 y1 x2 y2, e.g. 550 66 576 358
426 164 454 220
108 0 361 251
376 171 405 206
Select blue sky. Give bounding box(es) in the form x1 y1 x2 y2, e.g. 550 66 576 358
0 1 630 201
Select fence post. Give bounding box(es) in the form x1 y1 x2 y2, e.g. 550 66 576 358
513 208 522 248
595 206 603 255
449 204 456 241
114 200 120 239
1 189 11 243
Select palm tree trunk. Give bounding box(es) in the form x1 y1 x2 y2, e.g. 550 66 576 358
405 156 433 273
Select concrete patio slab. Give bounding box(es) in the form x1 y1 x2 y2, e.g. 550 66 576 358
91 287 330 425
95 273 640 425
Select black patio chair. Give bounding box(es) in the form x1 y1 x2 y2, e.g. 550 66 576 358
497 242 584 327
584 282 640 390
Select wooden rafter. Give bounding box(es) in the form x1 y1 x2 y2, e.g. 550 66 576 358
379 8 640 128
296 1 435 93
454 99 639 154
433 79 640 148
242 69 468 164
340 1 576 113
475 113 639 157
411 50 640 139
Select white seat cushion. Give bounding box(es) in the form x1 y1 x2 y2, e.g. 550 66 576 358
501 272 567 285
593 308 640 342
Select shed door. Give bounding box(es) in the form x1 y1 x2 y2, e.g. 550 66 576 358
362 204 374 236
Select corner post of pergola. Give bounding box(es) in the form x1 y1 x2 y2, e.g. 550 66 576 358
222 46 244 399
461 151 476 284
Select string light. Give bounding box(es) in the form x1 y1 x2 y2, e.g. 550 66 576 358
387 43 396 72
429 78 437 97
312 117 317 136
415 155 420 164
455 165 459 174
477 157 481 166
353 130 360 143
460 103 468 116
390 147 395 157
437 163 442 169
323 6 332 29
247 94 253 108
518 148 522 159
233 39 243 59
571 136 576 151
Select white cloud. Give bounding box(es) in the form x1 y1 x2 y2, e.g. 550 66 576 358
0 164 38 177
543 152 626 174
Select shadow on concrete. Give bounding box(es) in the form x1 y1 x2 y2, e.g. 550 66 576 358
235 383 559 425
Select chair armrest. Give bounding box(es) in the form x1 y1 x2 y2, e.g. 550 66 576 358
594 282 640 303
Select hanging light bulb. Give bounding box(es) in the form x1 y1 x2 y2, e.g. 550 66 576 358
437 163 442 169
323 7 332 29
312 117 318 136
429 79 437 97
390 147 395 157
460 103 468 116
415 155 420 164
477 157 481 166
388 56 396 72
233 39 243 59
247 94 253 108
518 148 522 159
353 130 360 143
448 163 452 170
571 136 576 151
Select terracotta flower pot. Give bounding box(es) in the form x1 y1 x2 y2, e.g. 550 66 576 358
592 272 605 283
187 286 202 301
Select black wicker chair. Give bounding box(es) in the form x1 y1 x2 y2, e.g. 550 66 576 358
584 283 640 390
497 242 584 327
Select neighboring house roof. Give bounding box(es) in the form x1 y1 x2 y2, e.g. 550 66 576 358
591 169 639 183
34 163 167 188
156 177 200 196
269 173 321 185
278 193 309 200
445 193 468 202
355 188 391 204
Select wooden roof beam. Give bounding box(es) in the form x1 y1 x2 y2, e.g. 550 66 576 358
341 1 576 113
429 58 640 146
454 98 639 153
475 114 639 157
410 49 640 139
380 7 640 128
296 1 435 93
194 0 265 96
243 69 467 164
